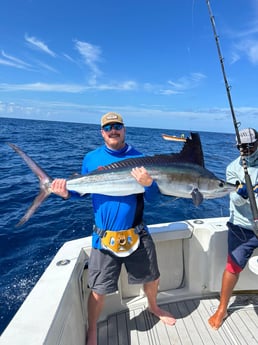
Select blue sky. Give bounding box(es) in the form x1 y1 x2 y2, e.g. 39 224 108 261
0 0 258 133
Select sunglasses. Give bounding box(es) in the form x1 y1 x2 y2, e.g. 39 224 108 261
102 123 124 132
237 142 257 151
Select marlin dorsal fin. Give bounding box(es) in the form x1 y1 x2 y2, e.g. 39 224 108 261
171 132 205 167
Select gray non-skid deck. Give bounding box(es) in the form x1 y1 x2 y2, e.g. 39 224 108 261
97 294 258 345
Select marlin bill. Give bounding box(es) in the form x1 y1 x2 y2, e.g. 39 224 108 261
8 133 235 226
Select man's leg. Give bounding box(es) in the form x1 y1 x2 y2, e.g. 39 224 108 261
208 270 239 330
143 278 176 326
86 291 105 345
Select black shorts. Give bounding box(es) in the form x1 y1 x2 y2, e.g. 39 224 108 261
87 233 160 295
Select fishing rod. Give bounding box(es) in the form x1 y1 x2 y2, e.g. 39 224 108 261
205 0 258 236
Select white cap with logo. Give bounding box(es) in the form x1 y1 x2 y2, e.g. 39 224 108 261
238 128 258 144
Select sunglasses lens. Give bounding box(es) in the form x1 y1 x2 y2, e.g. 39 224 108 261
237 143 255 150
102 124 123 132
103 125 112 132
113 124 123 130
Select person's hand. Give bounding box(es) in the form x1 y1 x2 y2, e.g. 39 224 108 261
236 182 248 199
253 184 258 193
131 166 153 187
51 179 70 199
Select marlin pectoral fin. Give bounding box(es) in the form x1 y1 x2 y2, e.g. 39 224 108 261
191 188 204 206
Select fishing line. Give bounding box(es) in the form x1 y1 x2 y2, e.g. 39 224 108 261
205 0 258 236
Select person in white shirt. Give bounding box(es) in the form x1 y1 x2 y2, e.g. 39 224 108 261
208 128 258 330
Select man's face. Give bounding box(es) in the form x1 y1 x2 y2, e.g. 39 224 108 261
101 123 126 150
238 141 258 156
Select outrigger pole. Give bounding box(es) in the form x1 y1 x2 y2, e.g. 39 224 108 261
205 0 258 235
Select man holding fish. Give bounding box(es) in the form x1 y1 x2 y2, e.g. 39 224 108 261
51 112 176 345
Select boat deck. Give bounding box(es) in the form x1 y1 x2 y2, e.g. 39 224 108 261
97 294 258 345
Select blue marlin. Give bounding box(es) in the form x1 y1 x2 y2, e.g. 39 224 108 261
8 133 235 226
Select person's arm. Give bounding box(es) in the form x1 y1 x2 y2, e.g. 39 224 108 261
81 160 88 174
226 164 249 206
143 180 160 201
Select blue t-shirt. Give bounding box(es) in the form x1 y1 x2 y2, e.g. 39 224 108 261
81 143 159 248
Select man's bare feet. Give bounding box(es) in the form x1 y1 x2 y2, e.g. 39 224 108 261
208 309 228 330
148 306 176 326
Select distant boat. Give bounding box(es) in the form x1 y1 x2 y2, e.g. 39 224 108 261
162 133 187 142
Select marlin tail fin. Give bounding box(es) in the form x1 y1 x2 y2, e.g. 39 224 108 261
8 143 53 227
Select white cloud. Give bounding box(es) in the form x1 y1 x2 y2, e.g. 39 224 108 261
74 40 102 84
159 89 181 95
233 39 258 65
0 50 32 70
0 73 207 95
226 10 258 65
0 81 138 93
63 53 77 63
35 61 59 73
0 82 85 93
157 73 206 95
97 81 137 91
168 73 206 91
25 34 56 57
0 58 20 68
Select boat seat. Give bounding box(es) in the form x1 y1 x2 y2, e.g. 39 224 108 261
119 222 192 299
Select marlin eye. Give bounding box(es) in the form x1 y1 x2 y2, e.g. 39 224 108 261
219 182 224 187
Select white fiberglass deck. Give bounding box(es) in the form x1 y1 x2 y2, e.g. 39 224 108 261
97 294 258 345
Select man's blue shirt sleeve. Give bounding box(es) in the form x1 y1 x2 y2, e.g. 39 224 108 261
144 180 160 202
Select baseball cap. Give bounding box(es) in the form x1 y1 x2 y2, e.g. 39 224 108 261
101 112 124 127
237 128 258 144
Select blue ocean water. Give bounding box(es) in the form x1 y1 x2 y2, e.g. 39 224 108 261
0 117 238 334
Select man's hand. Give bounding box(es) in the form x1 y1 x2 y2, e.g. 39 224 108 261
131 166 153 187
51 179 70 199
253 184 258 193
236 182 248 199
